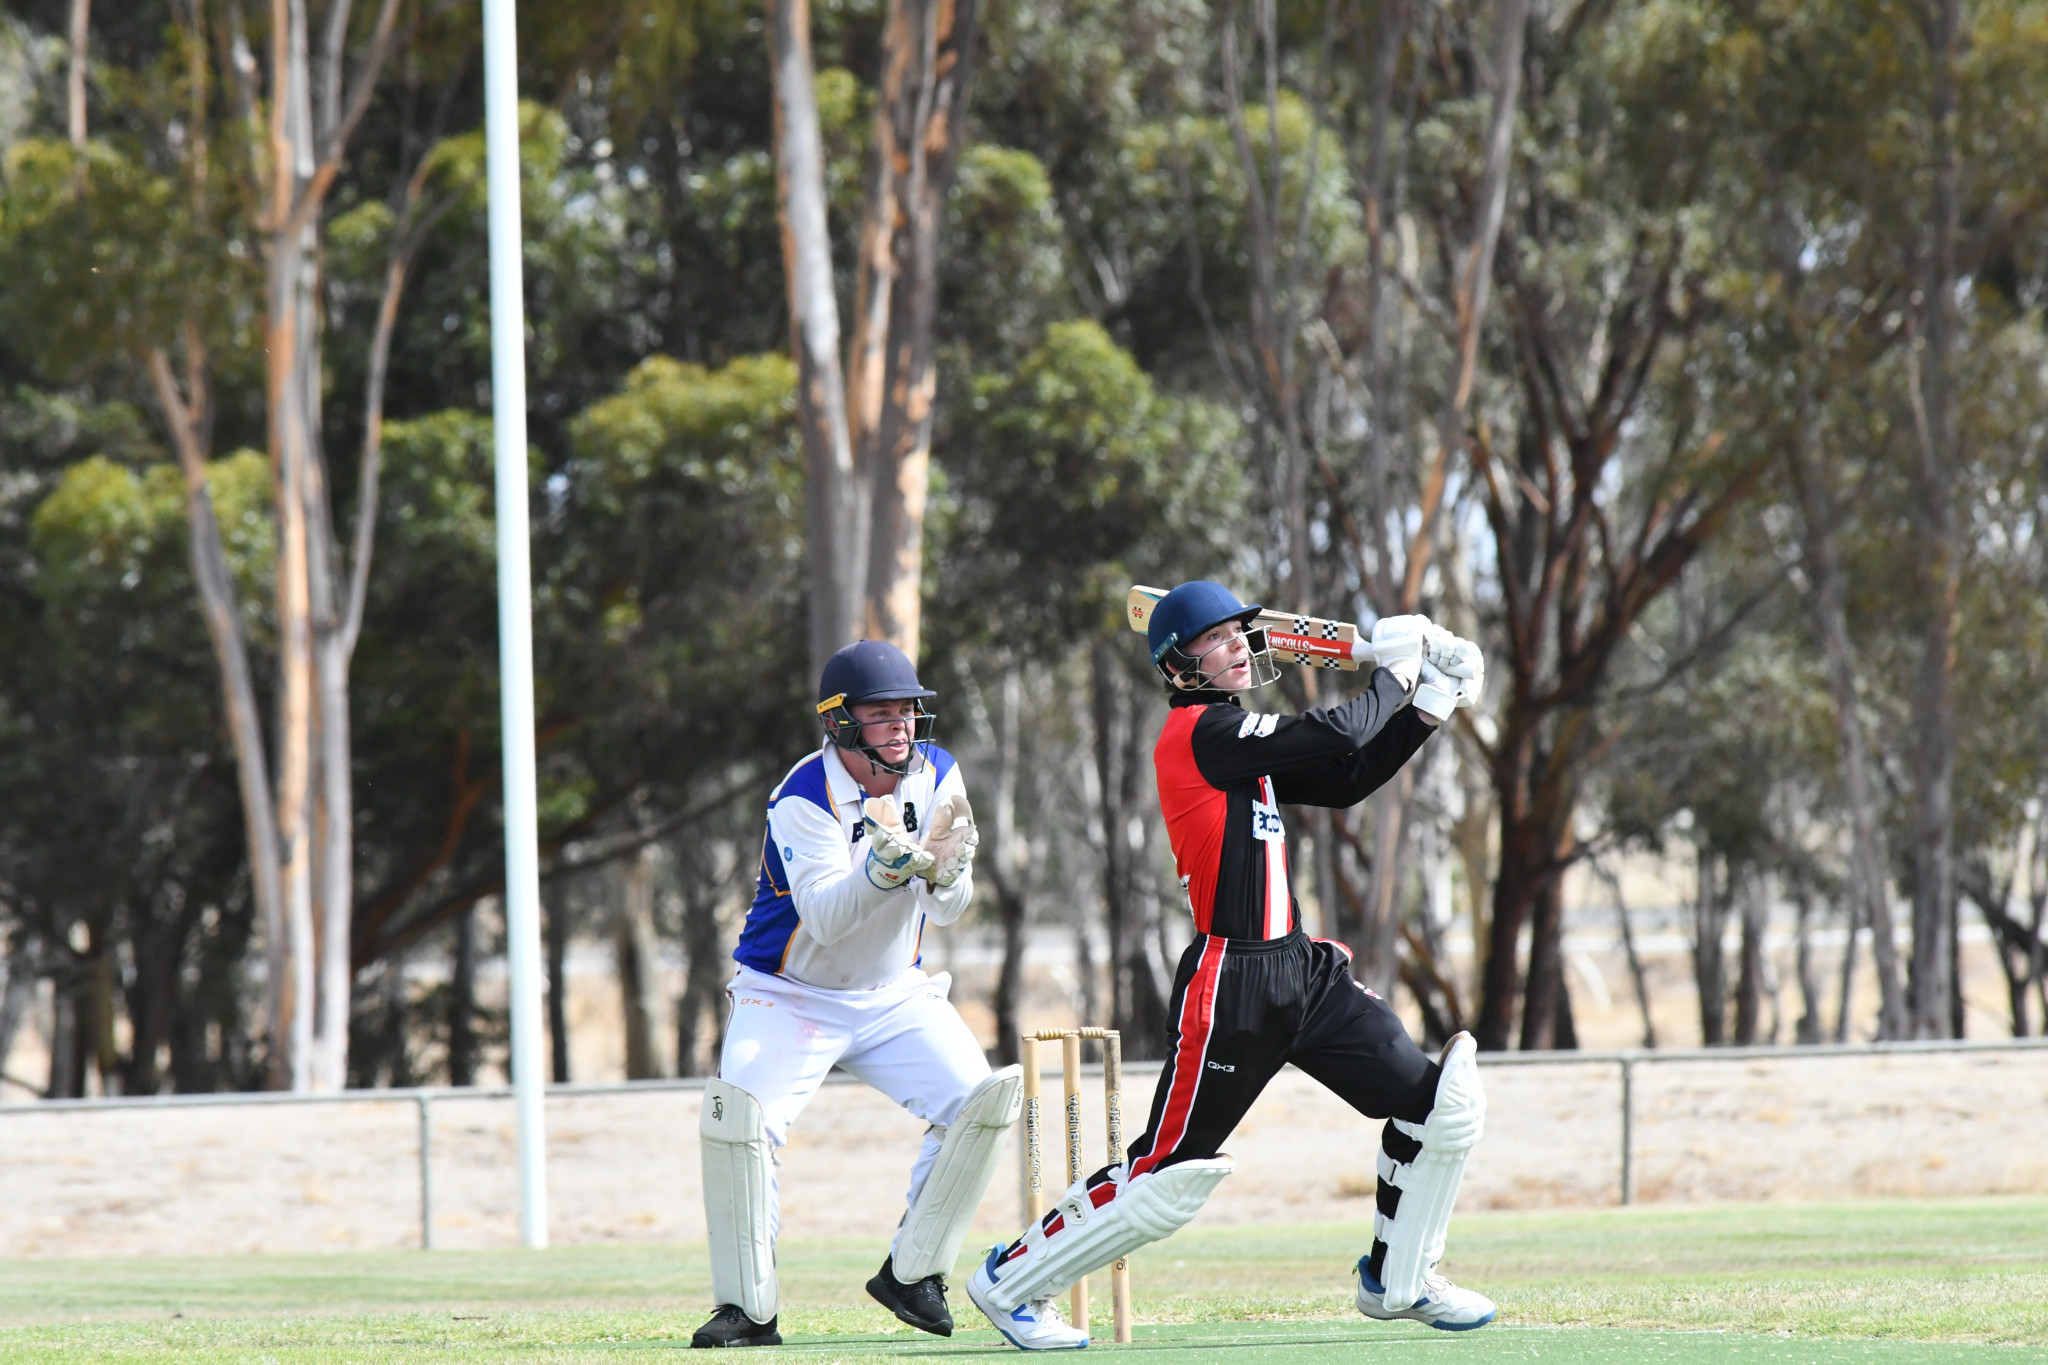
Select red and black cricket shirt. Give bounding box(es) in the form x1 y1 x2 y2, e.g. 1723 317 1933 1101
1152 673 1435 940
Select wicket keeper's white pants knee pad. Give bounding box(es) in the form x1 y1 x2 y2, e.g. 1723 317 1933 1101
702 1078 779 1323
892 1066 1024 1281
983 1156 1233 1311
1376 1032 1485 1311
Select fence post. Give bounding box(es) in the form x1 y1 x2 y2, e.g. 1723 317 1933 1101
1618 1057 1634 1207
418 1092 434 1250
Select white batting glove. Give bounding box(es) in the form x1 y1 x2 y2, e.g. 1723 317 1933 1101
1413 659 1460 723
1370 614 1431 694
1414 645 1485 722
863 795 935 890
920 793 979 889
1450 642 1485 706
1423 624 1482 680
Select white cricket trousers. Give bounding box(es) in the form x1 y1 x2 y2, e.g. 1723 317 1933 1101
717 963 991 1260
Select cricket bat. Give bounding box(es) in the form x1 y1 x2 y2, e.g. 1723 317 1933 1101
1125 585 1378 671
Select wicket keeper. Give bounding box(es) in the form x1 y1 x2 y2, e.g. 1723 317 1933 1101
967 581 1496 1349
692 640 1024 1347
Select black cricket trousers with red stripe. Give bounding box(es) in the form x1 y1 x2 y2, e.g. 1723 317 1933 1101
1125 930 1439 1179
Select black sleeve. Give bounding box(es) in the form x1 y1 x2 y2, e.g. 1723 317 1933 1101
1187 667 1419 793
1270 706 1435 808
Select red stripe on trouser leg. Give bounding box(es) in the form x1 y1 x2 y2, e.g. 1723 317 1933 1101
1130 936 1227 1178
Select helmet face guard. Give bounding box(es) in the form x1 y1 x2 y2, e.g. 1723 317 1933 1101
817 693 936 776
1154 621 1281 692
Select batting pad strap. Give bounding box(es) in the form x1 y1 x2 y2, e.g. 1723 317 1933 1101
983 1157 1233 1312
891 1066 1025 1281
701 1078 778 1323
1376 1033 1486 1312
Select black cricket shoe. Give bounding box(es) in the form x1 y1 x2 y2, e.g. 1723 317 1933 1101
865 1255 954 1337
691 1304 782 1348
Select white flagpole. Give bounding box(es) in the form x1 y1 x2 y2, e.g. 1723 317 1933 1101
480 0 549 1250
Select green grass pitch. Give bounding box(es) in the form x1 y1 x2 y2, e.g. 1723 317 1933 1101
1 1196 2043 1362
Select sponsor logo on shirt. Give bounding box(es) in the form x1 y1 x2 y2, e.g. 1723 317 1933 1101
1251 795 1285 841
1206 1060 1236 1072
1237 712 1279 739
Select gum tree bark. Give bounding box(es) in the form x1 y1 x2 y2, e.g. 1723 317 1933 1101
768 0 863 679
768 0 980 673
1783 414 1908 1038
859 0 980 656
1905 0 1964 1039
67 0 89 148
617 849 665 1079
258 0 401 1090
1692 850 1728 1045
1365 0 1523 995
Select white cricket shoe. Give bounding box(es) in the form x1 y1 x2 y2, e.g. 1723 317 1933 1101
967 1245 1090 1351
1355 1258 1496 1331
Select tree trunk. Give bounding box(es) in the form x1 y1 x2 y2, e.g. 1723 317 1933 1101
1905 0 1962 1041
1357 0 1411 602
1358 773 1410 997
447 906 479 1085
984 669 1027 1066
1396 0 1526 606
148 352 289 1050
1693 849 1728 1046
0 940 35 1088
1783 420 1907 1038
546 898 571 1082
1603 865 1658 1049
1090 643 1129 1033
47 974 86 1100
1518 872 1567 1050
1733 871 1768 1046
770 0 981 670
307 379 355 1094
261 0 320 1093
1793 885 1825 1045
767 0 864 678
1474 725 1539 1049
676 871 727 1077
857 0 979 656
617 849 665 1079
67 0 90 150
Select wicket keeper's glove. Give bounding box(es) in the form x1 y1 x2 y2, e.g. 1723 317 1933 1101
921 794 979 889
863 796 935 890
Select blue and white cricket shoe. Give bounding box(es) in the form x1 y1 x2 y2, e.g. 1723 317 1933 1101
966 1245 1091 1351
1354 1257 1496 1330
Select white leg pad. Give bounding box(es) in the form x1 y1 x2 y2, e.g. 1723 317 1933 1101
702 1078 778 1323
892 1066 1024 1281
983 1156 1232 1312
1377 1032 1485 1312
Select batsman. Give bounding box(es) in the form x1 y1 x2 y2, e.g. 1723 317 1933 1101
967 581 1495 1349
693 640 1025 1348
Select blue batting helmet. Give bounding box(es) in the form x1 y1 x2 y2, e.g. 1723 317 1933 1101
1146 581 1278 690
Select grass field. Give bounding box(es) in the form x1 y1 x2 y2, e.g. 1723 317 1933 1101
2 1196 2044 1362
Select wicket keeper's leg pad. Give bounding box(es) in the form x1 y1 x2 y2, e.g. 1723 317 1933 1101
1375 1032 1485 1312
702 1078 779 1324
893 1066 1025 1282
982 1157 1233 1312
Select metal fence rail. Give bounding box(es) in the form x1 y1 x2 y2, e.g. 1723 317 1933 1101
5 1037 2046 1250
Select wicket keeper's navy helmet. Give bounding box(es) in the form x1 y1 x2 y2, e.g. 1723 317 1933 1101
816 640 937 775
1146 581 1278 691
